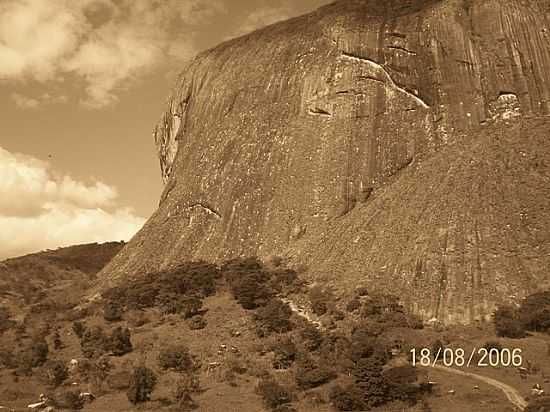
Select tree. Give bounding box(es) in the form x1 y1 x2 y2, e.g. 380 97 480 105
494 305 526 338
254 299 293 336
127 366 157 404
329 384 366 411
109 327 133 356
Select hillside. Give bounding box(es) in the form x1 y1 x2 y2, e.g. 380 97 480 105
0 242 125 320
96 0 550 323
4 253 550 412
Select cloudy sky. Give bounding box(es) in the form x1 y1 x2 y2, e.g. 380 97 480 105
0 0 331 259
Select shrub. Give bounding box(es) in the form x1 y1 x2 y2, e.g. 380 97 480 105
172 375 201 410
346 298 361 313
44 360 68 387
72 321 86 339
0 306 15 333
299 324 323 351
254 299 293 336
272 338 297 369
382 365 426 403
256 379 293 410
227 272 273 310
309 286 332 316
525 396 550 412
494 305 526 338
187 315 207 330
108 327 133 356
181 296 203 319
431 339 445 356
329 384 366 411
353 356 390 408
79 327 109 359
127 366 157 404
483 340 503 352
18 338 49 369
52 331 63 350
54 390 84 410
103 301 123 322
519 292 550 332
295 356 336 389
158 344 194 373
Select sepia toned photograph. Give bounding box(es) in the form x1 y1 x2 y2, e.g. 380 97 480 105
1 0 549 411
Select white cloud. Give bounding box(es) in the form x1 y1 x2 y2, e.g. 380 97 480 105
231 6 293 38
0 147 145 259
0 0 223 108
11 92 68 109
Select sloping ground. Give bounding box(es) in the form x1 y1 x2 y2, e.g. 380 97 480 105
295 117 550 324
96 0 550 322
0 242 124 318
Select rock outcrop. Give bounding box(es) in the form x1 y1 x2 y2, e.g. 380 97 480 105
99 0 550 323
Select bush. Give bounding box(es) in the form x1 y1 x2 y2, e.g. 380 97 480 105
187 315 207 330
295 356 336 389
483 340 503 352
0 306 15 333
127 366 157 404
382 365 426 403
54 390 84 410
72 321 86 339
299 324 323 351
525 396 550 412
254 299 293 336
346 298 361 313
353 356 390 408
256 379 293 410
519 292 550 332
329 384 366 411
44 360 68 387
103 301 123 322
227 272 273 310
79 327 109 359
272 338 297 369
158 344 195 373
309 286 332 316
108 327 133 356
18 338 49 369
494 305 526 338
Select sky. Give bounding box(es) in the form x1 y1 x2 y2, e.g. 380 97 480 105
0 0 332 259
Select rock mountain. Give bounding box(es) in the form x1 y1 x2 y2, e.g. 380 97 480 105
98 0 550 324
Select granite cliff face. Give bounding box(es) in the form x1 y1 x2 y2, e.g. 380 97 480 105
100 0 550 323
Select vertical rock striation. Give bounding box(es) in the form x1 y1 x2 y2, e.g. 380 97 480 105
99 0 550 323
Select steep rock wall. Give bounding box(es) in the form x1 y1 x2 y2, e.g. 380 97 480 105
99 0 550 323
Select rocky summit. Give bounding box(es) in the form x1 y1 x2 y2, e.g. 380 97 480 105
98 0 550 324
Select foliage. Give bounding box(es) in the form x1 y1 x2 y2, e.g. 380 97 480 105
72 321 86 339
329 384 366 411
254 299 293 336
127 366 157 404
519 292 550 332
103 301 123 322
272 338 297 369
309 286 333 316
256 379 293 410
494 305 526 338
525 396 550 412
295 355 336 389
299 324 323 351
54 390 84 410
44 360 68 387
108 327 133 356
187 315 207 330
158 344 195 373
79 327 110 359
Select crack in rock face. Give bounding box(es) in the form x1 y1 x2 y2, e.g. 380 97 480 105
101 0 550 325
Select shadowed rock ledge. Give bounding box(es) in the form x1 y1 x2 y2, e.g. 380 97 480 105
98 0 550 324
